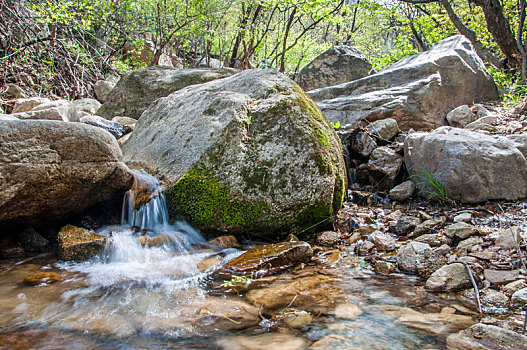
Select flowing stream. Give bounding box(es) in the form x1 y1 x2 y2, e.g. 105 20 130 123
0 172 480 349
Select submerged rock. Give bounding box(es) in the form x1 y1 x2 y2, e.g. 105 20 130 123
58 225 108 261
295 45 373 91
217 333 307 350
218 241 313 278
23 272 60 285
122 69 346 236
405 127 527 203
0 121 133 226
96 66 237 120
309 35 498 131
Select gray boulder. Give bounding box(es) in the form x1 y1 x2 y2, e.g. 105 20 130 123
446 105 475 128
309 35 498 131
0 120 133 226
94 76 119 103
96 66 237 120
122 69 346 236
295 46 373 91
405 127 527 203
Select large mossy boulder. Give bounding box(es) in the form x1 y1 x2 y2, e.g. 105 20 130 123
0 120 133 226
308 35 498 131
96 66 237 120
122 69 347 236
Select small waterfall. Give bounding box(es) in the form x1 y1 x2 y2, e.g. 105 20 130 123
121 170 170 231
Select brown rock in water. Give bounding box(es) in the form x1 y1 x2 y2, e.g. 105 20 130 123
315 231 341 246
23 272 60 285
58 225 108 261
208 235 241 249
138 234 172 247
218 241 313 278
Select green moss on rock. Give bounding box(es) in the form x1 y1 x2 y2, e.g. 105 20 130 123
165 168 269 233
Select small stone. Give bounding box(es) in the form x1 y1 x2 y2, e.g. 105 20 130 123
433 244 451 256
316 231 341 246
445 222 478 240
512 287 527 307
357 240 375 255
390 216 421 236
347 130 377 158
494 227 520 250
463 288 509 309
72 98 102 114
366 118 400 141
484 269 520 286
425 263 471 292
366 147 403 191
453 213 472 223
332 303 363 320
389 181 415 202
447 105 475 128
412 219 444 237
416 250 447 278
502 279 527 297
217 332 307 350
370 231 396 251
58 225 108 261
464 115 498 130
208 235 241 249
455 237 484 256
374 261 396 275
396 241 431 274
24 272 60 285
12 97 51 113
414 233 451 247
282 310 314 328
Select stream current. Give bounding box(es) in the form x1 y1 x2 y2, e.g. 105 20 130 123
0 172 479 349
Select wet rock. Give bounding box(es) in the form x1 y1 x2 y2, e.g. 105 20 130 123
414 234 451 248
445 222 479 240
80 114 130 139
512 287 527 306
484 269 520 286
463 288 509 309
412 219 444 237
12 97 51 113
217 333 307 350
396 241 431 274
347 130 377 158
282 310 314 328
316 231 341 246
0 121 133 226
310 334 346 349
218 241 313 278
446 323 527 350
138 234 171 247
197 255 222 272
72 98 101 114
366 118 400 141
374 260 396 275
19 227 49 252
332 303 363 320
208 235 241 249
58 225 108 261
390 216 421 236
370 231 396 251
123 70 346 236
389 181 415 202
447 105 476 128
309 36 498 131
502 279 527 297
194 297 260 333
405 127 527 203
246 274 340 313
97 66 237 120
23 272 60 285
453 212 472 223
394 306 474 336
295 45 373 91
94 76 118 103
366 147 403 191
425 263 471 291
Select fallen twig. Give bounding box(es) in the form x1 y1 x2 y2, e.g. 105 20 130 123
459 260 483 316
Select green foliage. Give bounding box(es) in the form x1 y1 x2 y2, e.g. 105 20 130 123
414 167 449 205
488 67 526 108
221 275 252 289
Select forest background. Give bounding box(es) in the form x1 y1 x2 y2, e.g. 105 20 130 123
1 0 527 106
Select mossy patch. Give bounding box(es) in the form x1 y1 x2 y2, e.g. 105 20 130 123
165 168 270 233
